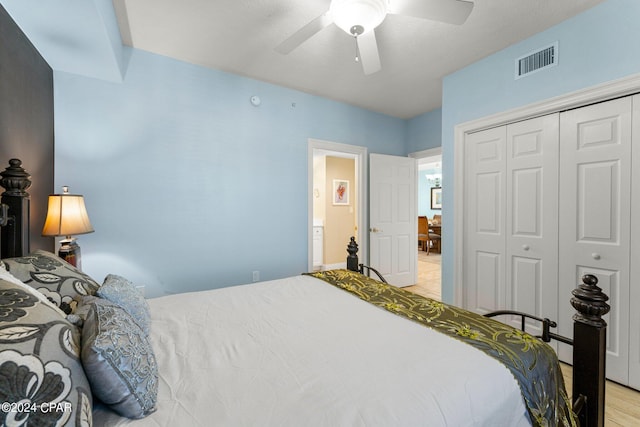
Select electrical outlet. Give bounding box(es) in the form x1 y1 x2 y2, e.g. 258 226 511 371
252 271 260 282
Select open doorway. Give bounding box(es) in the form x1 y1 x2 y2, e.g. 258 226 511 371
410 148 442 300
307 139 366 272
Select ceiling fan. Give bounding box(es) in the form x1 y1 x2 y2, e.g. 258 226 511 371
275 0 474 75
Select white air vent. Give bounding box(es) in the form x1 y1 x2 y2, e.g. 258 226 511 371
515 42 558 79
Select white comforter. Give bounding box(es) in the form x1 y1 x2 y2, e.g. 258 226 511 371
93 275 530 426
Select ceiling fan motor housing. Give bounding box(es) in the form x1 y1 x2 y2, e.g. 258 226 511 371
330 0 389 36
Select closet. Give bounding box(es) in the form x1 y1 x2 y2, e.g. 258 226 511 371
462 94 640 389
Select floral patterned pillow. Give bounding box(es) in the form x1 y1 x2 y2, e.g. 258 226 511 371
0 278 93 426
2 250 100 314
0 266 67 317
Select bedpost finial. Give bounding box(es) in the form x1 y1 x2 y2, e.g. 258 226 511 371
347 237 359 272
347 236 358 255
571 274 610 327
0 158 31 196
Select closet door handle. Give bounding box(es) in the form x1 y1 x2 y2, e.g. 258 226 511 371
592 253 601 260
522 244 530 251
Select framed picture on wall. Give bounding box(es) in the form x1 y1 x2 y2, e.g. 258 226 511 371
333 179 349 205
431 187 442 210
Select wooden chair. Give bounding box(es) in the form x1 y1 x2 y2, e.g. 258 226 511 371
418 216 429 252
418 216 441 254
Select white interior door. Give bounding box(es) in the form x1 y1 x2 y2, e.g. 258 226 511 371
369 153 416 287
558 96 632 384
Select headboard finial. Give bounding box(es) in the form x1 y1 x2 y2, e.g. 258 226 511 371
0 158 32 196
571 274 610 327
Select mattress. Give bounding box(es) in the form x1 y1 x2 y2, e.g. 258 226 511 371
93 274 530 426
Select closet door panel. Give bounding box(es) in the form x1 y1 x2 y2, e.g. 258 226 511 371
578 161 620 242
559 97 632 384
630 94 640 389
505 115 559 344
463 127 506 313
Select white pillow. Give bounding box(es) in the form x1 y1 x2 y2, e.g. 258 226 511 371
0 268 67 318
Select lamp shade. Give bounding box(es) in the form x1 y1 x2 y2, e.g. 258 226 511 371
42 187 94 237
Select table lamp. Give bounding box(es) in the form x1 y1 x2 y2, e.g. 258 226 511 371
42 186 94 269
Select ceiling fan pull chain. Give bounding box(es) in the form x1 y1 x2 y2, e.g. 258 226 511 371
350 24 364 63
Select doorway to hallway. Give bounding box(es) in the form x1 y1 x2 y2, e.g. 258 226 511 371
410 148 442 299
307 139 366 272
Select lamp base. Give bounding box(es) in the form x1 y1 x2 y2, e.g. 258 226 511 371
58 237 82 270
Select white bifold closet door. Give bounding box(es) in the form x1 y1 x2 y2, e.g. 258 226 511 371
463 126 507 314
630 95 640 390
558 96 632 385
463 94 640 389
463 114 559 347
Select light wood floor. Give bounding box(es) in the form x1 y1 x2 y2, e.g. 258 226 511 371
404 250 640 426
404 250 441 300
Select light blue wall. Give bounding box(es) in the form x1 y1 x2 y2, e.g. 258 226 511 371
440 0 640 303
54 48 406 297
407 108 442 154
410 108 442 229
418 169 441 218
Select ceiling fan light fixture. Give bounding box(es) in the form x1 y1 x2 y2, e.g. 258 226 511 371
329 0 388 36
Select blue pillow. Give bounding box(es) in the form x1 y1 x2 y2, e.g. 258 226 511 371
81 301 158 418
97 274 150 336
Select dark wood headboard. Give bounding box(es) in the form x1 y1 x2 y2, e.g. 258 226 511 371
0 159 31 258
0 5 55 254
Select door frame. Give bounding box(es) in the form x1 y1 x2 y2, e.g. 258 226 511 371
409 146 442 288
307 138 368 272
409 146 442 161
453 72 640 306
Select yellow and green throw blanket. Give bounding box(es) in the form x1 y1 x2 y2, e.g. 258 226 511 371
306 270 577 427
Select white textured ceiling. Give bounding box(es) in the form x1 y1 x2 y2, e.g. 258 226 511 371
113 0 606 118
4 0 608 119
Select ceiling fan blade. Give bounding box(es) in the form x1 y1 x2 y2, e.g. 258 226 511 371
275 11 333 54
389 0 474 25
357 30 381 75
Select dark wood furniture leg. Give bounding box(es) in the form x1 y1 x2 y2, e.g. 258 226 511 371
570 274 609 427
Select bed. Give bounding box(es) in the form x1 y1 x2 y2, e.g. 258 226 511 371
0 158 609 427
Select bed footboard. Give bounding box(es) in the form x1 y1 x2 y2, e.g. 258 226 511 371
346 236 387 283
486 275 609 427
345 237 610 427
484 310 572 345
